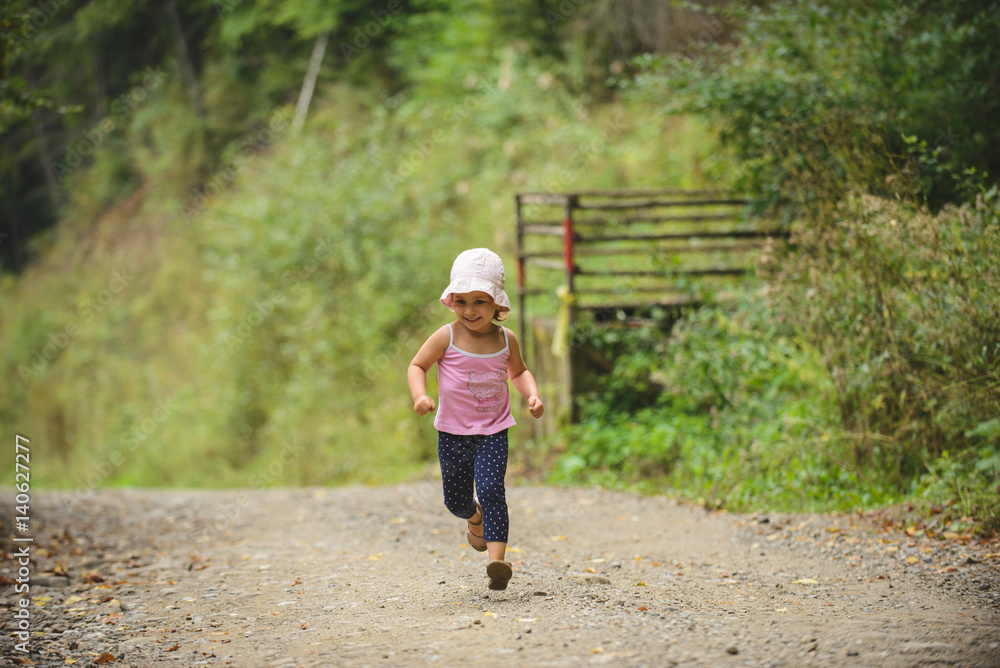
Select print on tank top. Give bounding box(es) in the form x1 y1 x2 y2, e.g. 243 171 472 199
468 370 506 412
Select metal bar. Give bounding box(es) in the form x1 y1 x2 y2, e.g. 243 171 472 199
521 224 565 236
576 267 747 277
520 242 769 259
577 298 701 309
564 195 577 421
517 193 572 205
524 258 566 271
575 285 707 294
574 189 727 197
576 230 789 243
574 198 749 210
517 189 729 198
561 213 744 225
516 194 526 356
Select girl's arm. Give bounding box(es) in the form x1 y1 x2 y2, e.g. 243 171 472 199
408 326 450 416
505 328 544 419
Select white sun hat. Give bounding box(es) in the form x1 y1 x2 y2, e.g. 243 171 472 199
440 248 511 312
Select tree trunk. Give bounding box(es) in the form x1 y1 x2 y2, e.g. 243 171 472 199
165 0 206 118
292 33 329 133
93 33 107 121
31 108 65 213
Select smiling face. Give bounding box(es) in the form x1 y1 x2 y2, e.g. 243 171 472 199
451 291 497 333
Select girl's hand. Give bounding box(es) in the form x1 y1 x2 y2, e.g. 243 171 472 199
414 395 436 416
527 395 544 419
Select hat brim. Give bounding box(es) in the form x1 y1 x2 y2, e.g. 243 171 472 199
440 278 511 312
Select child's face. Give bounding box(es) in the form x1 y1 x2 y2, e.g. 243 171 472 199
452 291 496 333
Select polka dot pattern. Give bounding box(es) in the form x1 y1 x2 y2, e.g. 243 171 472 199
437 429 510 543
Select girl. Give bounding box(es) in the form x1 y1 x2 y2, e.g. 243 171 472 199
408 248 544 591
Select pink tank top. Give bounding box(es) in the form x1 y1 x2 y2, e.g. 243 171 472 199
434 324 517 435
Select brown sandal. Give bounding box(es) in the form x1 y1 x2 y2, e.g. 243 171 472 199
466 502 487 552
486 559 513 590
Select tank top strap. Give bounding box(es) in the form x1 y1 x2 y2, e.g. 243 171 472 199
501 326 509 348
447 323 454 348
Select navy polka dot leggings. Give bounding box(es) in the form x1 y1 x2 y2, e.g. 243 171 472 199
437 429 509 543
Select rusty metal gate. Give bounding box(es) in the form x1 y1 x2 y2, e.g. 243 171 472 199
514 189 788 424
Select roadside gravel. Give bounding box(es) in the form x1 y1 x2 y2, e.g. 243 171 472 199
2 482 998 667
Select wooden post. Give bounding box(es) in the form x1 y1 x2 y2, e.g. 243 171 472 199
563 195 577 419
516 195 527 358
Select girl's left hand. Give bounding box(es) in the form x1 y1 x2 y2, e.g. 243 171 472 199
527 395 544 419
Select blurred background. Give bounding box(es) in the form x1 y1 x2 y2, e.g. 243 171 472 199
1 1 997 528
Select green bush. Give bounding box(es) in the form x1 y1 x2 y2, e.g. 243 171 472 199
632 0 1000 213
555 291 900 512
763 191 1000 522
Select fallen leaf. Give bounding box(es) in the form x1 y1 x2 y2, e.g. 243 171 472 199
32 596 52 608
765 532 783 542
935 566 958 574
793 578 819 585
389 517 407 524
94 653 116 664
638 606 648 611
585 567 596 574
635 582 646 586
775 607 787 612
508 547 523 554
591 647 604 654
301 622 311 630
905 526 920 537
515 618 538 622
64 595 86 605
483 611 496 618
906 556 920 564
550 535 566 542
165 644 181 652
64 659 76 665
590 558 606 563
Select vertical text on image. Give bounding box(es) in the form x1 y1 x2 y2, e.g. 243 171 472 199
12 434 33 653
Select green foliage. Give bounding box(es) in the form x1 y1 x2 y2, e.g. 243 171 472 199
555 292 900 512
763 191 1000 519
633 0 1000 213
0 51 709 490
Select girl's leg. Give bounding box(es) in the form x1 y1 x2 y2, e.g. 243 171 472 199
437 432 478 521
474 429 510 561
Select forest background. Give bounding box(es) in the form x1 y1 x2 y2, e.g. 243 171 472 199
1 0 998 529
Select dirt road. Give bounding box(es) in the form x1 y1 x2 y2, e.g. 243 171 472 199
2 482 999 667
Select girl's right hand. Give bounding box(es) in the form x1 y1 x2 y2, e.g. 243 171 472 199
413 395 436 415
